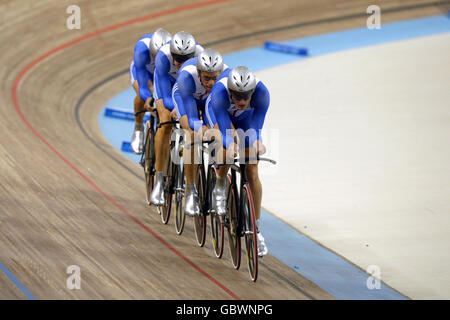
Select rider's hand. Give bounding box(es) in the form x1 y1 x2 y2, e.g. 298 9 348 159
226 142 238 161
170 108 178 120
199 126 210 141
253 140 266 155
144 97 154 111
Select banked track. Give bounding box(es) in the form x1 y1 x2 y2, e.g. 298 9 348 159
0 0 446 299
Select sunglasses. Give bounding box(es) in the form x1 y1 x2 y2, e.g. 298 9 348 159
229 89 254 101
172 52 194 64
201 74 218 82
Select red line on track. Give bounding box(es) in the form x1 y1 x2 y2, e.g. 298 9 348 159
12 0 240 300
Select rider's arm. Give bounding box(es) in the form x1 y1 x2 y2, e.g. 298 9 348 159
178 72 202 132
249 81 270 146
134 42 153 102
154 51 175 110
207 86 235 149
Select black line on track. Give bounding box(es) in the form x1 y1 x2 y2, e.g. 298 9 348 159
74 69 142 180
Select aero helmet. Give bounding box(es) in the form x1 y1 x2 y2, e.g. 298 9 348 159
196 48 224 73
149 28 172 56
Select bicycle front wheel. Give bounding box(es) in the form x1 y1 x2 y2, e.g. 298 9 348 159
242 183 258 282
174 163 186 235
160 152 173 224
194 164 207 247
144 120 155 205
209 166 224 258
226 173 240 269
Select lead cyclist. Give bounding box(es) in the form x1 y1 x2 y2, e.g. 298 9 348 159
205 66 270 257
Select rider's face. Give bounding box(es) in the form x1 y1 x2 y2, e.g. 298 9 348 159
231 95 252 110
230 90 253 110
199 71 221 93
172 53 194 70
173 59 183 69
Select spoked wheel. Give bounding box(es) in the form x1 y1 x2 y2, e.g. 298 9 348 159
144 120 155 205
226 174 241 269
242 183 258 282
159 177 172 224
174 163 186 235
194 164 207 247
209 166 224 258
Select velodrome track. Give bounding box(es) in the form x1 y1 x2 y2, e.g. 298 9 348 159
0 0 446 299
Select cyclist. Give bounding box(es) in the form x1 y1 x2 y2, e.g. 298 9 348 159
130 28 172 154
172 48 229 216
150 31 204 206
205 66 270 257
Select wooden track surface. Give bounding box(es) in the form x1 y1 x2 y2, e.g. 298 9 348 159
0 0 447 299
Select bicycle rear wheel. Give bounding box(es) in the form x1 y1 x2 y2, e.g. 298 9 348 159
242 183 258 282
174 163 186 235
144 120 155 205
194 164 206 247
209 166 224 258
226 174 241 269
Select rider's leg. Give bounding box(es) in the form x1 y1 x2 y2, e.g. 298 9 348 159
179 115 200 216
179 115 196 184
244 148 267 256
131 80 152 154
154 99 172 172
150 99 172 205
212 122 235 178
132 80 152 123
211 123 232 216
245 158 262 221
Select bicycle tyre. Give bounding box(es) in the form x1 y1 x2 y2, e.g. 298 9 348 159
174 163 186 235
226 173 241 269
194 164 207 247
144 120 155 205
242 183 258 282
160 150 173 224
209 166 224 258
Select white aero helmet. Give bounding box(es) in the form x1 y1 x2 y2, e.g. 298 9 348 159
227 66 257 99
196 48 224 73
170 31 196 62
149 28 172 56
